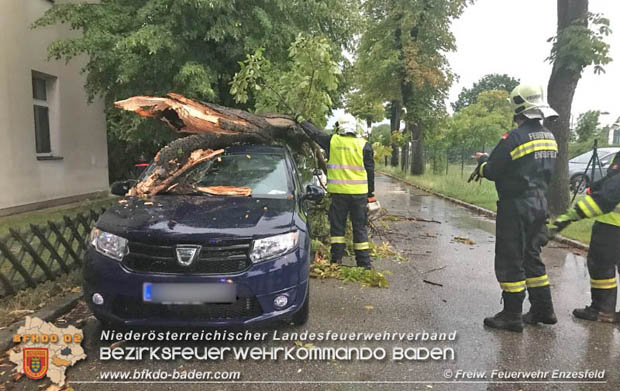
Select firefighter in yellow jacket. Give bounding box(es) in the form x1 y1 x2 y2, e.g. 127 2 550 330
297 116 375 269
549 152 620 322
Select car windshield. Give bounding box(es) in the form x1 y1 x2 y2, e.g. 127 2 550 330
169 153 291 197
571 151 593 164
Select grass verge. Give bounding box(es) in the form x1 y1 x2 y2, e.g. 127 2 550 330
0 270 81 327
380 165 592 245
0 197 116 236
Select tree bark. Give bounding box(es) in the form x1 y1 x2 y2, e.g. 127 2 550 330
390 100 402 167
410 122 425 175
545 0 589 214
401 125 409 172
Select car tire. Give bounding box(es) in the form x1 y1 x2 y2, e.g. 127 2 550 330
570 174 589 194
291 286 309 326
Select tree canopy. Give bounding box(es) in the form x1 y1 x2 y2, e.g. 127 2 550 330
34 0 362 179
574 110 601 141
352 0 471 173
448 90 513 149
451 73 520 112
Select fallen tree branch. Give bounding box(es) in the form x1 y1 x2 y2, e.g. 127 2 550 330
115 93 328 196
128 149 224 196
383 214 442 224
422 279 443 287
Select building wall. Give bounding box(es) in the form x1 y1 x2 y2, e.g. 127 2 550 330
0 0 109 214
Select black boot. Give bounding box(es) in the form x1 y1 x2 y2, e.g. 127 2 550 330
573 288 617 323
523 286 557 325
484 291 525 333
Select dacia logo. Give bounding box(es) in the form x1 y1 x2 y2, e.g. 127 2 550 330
175 245 201 266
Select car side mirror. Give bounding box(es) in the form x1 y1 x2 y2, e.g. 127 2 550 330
302 184 325 202
110 180 137 196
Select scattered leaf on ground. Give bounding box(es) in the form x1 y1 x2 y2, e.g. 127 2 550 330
452 236 476 245
110 341 125 349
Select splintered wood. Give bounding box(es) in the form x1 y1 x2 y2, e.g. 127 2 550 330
128 149 224 196
115 93 249 135
195 186 252 197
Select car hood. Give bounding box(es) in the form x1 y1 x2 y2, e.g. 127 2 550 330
97 195 296 243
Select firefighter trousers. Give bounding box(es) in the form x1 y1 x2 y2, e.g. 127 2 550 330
495 196 551 297
329 193 371 268
586 222 620 312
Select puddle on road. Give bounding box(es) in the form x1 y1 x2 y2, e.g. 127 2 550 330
377 174 589 293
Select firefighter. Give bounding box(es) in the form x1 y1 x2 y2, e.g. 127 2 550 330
549 152 620 323
296 116 375 269
470 84 559 332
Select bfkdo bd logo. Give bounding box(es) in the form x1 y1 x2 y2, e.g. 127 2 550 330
23 348 49 380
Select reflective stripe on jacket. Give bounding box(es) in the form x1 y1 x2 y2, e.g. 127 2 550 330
576 195 620 227
480 119 557 200
595 206 620 227
326 135 368 194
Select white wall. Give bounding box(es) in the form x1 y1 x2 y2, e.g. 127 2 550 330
0 0 109 212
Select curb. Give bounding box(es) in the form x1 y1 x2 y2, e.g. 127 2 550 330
0 292 83 353
378 170 589 252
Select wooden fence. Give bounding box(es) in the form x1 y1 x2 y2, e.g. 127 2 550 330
0 209 104 297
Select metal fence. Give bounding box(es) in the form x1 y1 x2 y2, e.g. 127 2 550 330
0 209 104 297
392 142 486 176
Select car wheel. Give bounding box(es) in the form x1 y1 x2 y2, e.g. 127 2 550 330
291 287 309 326
570 174 589 194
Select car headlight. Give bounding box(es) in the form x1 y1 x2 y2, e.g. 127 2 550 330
250 231 298 263
90 228 129 261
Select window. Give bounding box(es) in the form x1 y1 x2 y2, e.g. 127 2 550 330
32 74 52 155
173 153 292 197
571 151 593 164
601 153 615 167
614 129 620 145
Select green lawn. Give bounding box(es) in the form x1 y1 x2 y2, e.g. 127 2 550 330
380 165 593 245
0 197 116 236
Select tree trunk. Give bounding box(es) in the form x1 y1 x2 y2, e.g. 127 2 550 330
545 0 589 215
410 123 425 175
400 122 408 171
390 100 402 167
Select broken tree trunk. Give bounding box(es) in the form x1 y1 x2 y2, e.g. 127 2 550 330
115 92 316 144
115 93 325 196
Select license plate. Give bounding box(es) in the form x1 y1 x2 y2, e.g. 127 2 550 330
143 283 236 304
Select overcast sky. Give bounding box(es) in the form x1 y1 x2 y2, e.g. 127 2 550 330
330 0 620 129
447 0 620 125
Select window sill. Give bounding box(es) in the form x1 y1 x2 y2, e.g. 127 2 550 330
36 155 64 161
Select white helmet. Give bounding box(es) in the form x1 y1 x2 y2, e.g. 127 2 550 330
335 117 358 136
509 84 558 120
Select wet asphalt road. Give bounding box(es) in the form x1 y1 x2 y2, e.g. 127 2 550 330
7 174 620 391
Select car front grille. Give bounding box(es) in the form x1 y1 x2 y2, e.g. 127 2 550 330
111 295 263 321
123 240 252 274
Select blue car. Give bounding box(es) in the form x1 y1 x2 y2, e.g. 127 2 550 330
84 145 324 327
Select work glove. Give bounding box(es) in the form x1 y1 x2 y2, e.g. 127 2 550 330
547 208 580 240
468 153 488 183
368 194 377 203
294 114 305 123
